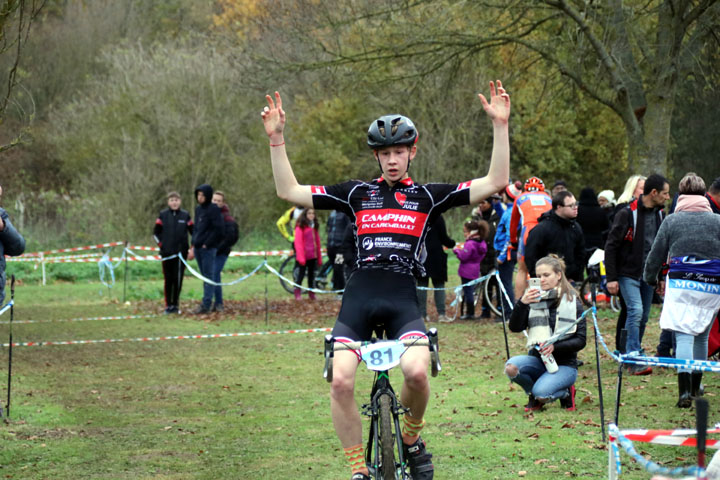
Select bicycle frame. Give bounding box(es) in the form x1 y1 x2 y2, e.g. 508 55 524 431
364 370 410 479
323 329 441 480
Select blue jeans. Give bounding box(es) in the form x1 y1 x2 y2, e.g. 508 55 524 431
213 254 229 307
497 255 516 313
617 276 655 354
675 322 713 373
505 355 577 401
195 247 217 310
460 277 476 316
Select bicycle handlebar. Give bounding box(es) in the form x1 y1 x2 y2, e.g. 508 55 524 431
323 328 441 382
332 337 431 351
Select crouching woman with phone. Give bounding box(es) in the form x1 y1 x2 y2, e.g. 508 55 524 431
504 254 586 411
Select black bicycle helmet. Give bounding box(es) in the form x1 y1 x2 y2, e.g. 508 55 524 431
367 115 418 149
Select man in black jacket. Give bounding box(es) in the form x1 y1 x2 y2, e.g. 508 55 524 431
417 214 456 322
326 210 350 291
153 192 194 314
524 191 585 283
191 184 225 314
604 173 669 372
211 191 239 312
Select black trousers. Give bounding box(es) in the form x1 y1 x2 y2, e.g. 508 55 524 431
162 256 186 308
294 258 317 290
326 245 345 290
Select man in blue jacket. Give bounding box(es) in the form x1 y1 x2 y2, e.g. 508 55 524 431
191 184 224 314
211 191 239 312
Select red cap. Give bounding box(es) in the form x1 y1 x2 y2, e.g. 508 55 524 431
505 181 522 200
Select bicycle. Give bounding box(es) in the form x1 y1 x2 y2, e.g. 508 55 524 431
449 269 505 320
277 253 334 294
323 328 442 480
579 249 621 312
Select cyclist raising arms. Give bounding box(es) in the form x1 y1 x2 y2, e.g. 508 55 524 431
261 82 510 480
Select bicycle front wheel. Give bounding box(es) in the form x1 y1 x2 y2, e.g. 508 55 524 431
278 255 298 294
378 394 396 479
579 278 593 307
483 274 503 317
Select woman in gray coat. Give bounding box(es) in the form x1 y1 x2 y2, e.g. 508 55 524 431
644 173 720 408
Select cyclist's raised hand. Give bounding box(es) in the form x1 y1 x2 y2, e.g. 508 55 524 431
261 91 285 139
478 80 510 125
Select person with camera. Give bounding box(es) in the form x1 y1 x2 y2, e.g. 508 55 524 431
504 255 586 412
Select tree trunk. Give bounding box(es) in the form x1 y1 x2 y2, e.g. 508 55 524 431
641 90 675 176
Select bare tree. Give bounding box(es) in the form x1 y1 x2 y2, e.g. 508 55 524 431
253 0 719 174
0 0 45 153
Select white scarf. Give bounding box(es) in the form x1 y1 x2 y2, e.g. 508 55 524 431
526 288 577 348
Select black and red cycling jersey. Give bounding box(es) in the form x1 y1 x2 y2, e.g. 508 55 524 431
312 176 471 276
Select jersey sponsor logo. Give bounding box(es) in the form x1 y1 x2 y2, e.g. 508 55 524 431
393 191 419 210
369 237 412 251
356 209 427 237
457 181 471 191
311 185 326 195
362 237 374 250
529 196 549 206
669 279 720 294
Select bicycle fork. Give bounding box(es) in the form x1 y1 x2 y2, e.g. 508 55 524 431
363 371 410 479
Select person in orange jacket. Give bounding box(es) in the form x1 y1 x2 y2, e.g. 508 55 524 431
509 177 552 300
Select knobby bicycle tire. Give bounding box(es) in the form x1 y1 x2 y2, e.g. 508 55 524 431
278 255 297 294
483 273 503 317
579 278 593 307
378 394 396 479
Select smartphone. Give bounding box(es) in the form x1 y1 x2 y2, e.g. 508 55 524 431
528 278 541 290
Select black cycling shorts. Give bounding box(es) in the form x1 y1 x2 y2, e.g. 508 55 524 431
332 269 427 343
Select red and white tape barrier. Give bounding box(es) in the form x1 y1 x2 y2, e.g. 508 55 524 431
8 244 295 263
620 426 720 449
2 327 333 348
17 242 125 257
0 314 158 325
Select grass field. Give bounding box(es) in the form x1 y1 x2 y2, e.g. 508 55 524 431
0 260 716 479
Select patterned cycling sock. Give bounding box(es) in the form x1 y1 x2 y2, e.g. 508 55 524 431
401 415 425 445
344 444 368 475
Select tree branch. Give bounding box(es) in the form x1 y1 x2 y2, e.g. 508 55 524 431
683 0 718 30
542 0 628 96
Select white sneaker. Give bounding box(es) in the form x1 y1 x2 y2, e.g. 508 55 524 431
437 314 453 323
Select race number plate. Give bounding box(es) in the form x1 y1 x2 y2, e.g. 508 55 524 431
360 341 404 371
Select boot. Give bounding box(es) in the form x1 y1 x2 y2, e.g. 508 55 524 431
461 302 475 320
309 291 316 301
677 372 692 408
691 371 704 398
294 288 302 300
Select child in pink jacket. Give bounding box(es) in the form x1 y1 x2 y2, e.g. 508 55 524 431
293 208 323 300
453 220 489 319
